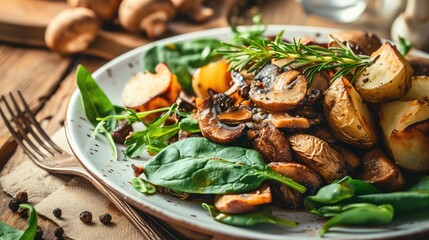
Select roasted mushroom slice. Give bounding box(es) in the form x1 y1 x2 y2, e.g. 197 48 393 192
269 112 310 129
214 184 272 214
250 70 308 111
329 30 382 56
288 133 347 183
332 145 361 176
268 162 323 195
323 76 378 148
254 64 282 88
197 93 246 144
247 123 292 163
360 148 405 192
218 107 253 124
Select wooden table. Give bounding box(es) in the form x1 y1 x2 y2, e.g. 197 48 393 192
0 0 394 239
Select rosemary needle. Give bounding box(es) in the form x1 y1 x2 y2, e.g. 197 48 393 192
219 32 374 85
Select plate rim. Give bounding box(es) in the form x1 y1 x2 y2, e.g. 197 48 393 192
65 25 429 239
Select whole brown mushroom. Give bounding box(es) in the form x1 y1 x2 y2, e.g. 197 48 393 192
67 0 121 21
118 0 176 39
172 0 214 22
45 8 99 54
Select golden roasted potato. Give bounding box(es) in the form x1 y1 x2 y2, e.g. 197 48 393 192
360 148 405 192
354 43 413 102
288 133 347 183
401 76 429 101
122 63 181 112
379 99 429 172
323 76 378 148
192 59 233 98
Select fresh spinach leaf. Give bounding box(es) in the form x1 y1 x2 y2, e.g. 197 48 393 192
202 203 296 227
131 177 156 195
408 176 429 192
304 176 380 211
141 39 222 93
178 117 200 133
0 203 38 240
76 65 116 131
143 137 306 194
319 204 394 237
398 36 412 56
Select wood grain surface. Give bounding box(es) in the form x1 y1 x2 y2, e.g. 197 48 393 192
0 0 397 239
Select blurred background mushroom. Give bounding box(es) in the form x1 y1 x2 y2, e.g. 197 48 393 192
67 0 121 21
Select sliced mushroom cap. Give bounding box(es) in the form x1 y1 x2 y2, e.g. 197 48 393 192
288 133 347 183
45 8 99 54
197 93 246 144
268 162 323 195
269 112 310 129
250 70 308 111
218 107 253 124
254 64 283 88
247 123 292 163
214 184 272 214
360 148 405 192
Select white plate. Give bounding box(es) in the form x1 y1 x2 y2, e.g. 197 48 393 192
65 25 429 239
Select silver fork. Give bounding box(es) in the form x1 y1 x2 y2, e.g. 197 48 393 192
0 91 184 240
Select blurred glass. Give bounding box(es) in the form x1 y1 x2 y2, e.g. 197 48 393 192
301 0 368 23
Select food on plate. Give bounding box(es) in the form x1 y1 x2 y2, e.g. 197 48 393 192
354 42 413 102
76 25 429 236
323 76 378 148
360 148 405 191
122 63 181 117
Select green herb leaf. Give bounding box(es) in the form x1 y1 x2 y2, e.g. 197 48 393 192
76 65 116 131
398 36 412 56
408 176 429 192
0 222 23 239
320 204 394 237
178 117 200 133
143 137 306 194
231 14 267 45
202 203 296 227
131 177 156 195
0 203 38 240
304 176 380 211
17 204 38 240
141 39 222 93
345 191 429 214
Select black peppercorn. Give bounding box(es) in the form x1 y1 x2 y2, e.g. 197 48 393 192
8 198 20 212
34 228 43 240
99 213 112 224
54 227 64 239
79 211 92 223
53 208 62 218
17 207 29 218
15 191 28 203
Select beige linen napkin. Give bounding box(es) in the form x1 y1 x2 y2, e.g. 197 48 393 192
0 128 142 239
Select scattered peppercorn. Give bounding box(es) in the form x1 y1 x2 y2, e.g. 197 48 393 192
8 198 19 212
15 191 28 203
53 208 62 218
17 207 29 218
79 211 92 223
34 228 43 240
99 213 112 224
54 227 64 239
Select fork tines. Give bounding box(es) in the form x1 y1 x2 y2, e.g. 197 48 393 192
0 91 63 162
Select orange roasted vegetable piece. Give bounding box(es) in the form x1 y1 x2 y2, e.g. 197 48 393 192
192 59 233 98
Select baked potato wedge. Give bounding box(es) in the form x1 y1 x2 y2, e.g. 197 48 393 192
323 76 378 148
122 63 181 112
192 59 233 98
288 133 347 183
354 42 413 102
360 148 405 192
379 99 429 172
329 30 382 55
401 76 429 101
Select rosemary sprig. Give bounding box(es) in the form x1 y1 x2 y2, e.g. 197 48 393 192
219 32 374 85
